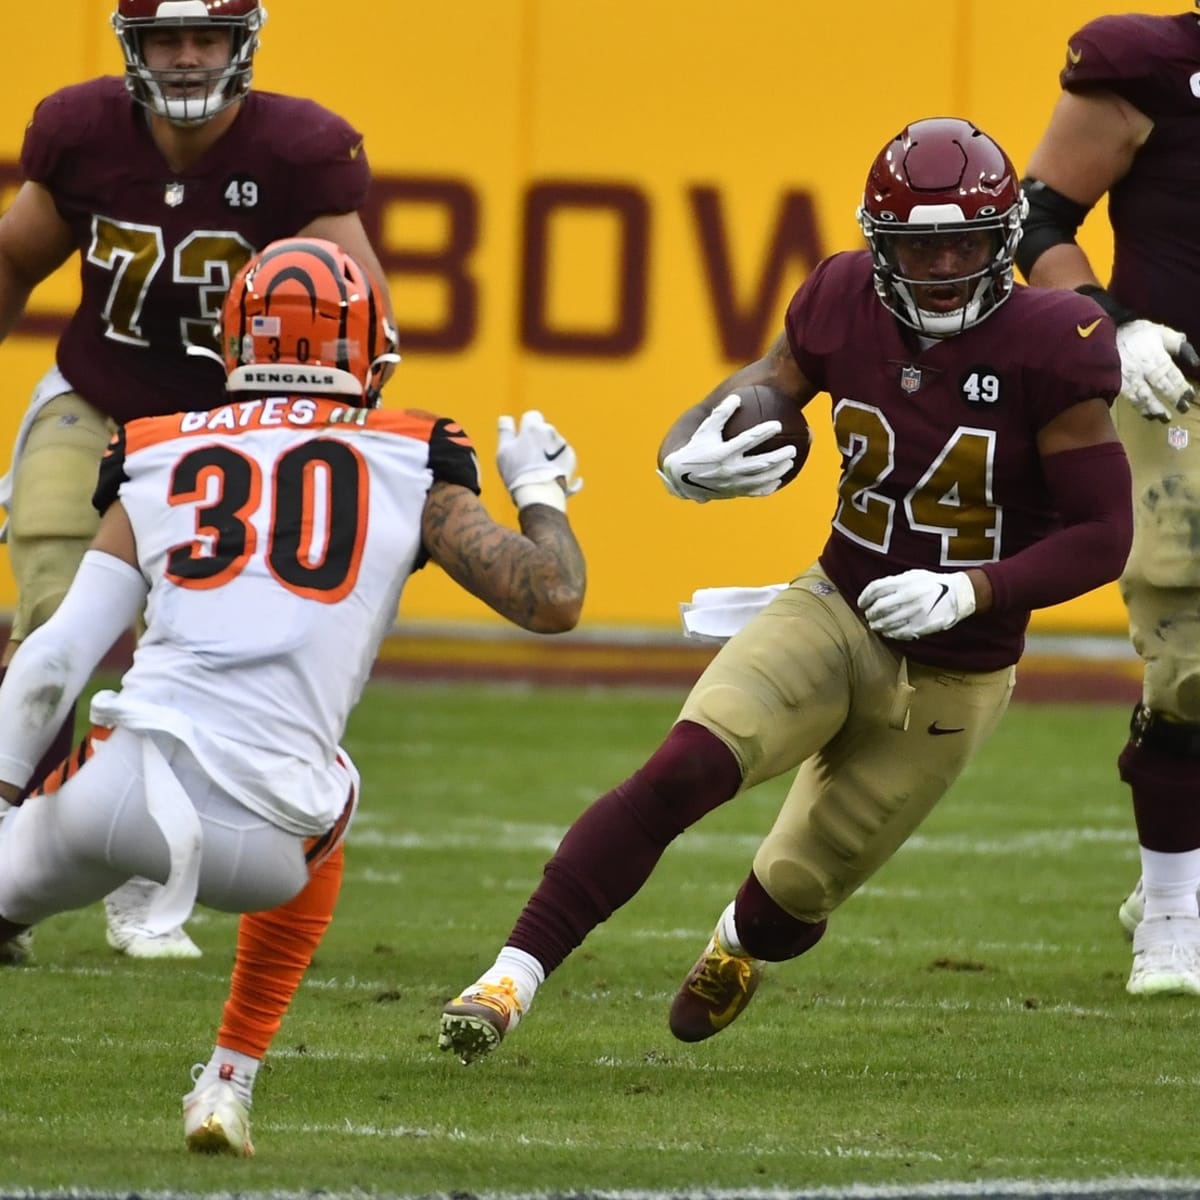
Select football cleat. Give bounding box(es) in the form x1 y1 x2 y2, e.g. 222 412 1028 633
669 930 766 1042
104 878 201 959
438 977 523 1065
1118 878 1145 939
0 928 34 966
183 1069 255 1156
1118 877 1200 940
1127 913 1200 997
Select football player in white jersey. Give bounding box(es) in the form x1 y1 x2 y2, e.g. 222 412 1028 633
0 237 586 1156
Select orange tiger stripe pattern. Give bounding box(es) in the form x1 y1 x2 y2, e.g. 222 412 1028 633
304 761 357 870
30 726 114 799
221 237 398 404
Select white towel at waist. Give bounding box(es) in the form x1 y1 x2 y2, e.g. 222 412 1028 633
679 583 789 643
139 733 204 936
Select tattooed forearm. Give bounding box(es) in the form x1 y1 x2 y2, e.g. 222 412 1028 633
422 484 586 632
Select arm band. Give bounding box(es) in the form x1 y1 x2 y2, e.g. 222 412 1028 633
1014 177 1092 280
512 480 568 513
0 551 146 787
981 440 1132 613
1073 283 1137 327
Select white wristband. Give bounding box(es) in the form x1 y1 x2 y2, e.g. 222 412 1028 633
512 481 567 512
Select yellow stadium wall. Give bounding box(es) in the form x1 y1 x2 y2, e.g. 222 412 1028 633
3 0 1176 637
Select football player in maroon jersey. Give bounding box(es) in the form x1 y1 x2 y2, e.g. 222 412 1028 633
0 0 394 961
438 117 1133 1064
1017 7 1200 997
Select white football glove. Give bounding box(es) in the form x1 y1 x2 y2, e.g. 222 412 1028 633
658 393 796 503
858 570 977 642
497 410 582 513
1116 319 1200 423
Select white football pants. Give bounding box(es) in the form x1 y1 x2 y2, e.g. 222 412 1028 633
0 725 315 927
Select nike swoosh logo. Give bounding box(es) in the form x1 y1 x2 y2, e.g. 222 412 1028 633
708 996 745 1030
1077 318 1102 338
544 444 567 462
930 583 950 611
679 471 719 493
1067 45 1081 65
928 722 965 736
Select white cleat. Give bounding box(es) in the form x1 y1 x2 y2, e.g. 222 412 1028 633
104 878 201 958
184 1073 254 1156
1127 914 1200 996
1118 877 1200 940
1118 879 1145 940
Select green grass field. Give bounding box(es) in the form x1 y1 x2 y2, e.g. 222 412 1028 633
0 680 1195 1196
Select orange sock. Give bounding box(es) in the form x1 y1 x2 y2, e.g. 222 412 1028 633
216 845 345 1059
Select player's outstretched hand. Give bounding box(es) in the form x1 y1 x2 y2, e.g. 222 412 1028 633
858 569 977 641
658 394 796 503
497 410 582 512
1116 320 1198 423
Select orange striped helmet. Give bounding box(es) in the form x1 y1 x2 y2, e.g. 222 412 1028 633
221 237 398 405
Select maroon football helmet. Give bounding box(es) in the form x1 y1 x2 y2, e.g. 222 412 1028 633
857 117 1027 337
112 0 267 127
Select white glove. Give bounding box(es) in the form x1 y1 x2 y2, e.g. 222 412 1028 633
658 393 796 503
1116 320 1200 423
858 570 977 641
496 410 582 513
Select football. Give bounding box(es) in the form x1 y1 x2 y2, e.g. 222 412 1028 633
721 384 812 488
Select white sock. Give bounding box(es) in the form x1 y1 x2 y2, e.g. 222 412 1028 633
195 1046 260 1107
715 900 747 955
1140 847 1200 920
476 946 545 1014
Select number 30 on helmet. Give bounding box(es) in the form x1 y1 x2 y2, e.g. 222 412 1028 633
221 238 400 407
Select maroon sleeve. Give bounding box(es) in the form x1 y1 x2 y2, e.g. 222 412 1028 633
263 96 372 228
1016 290 1121 426
18 95 58 182
1059 13 1199 118
783 252 864 392
981 441 1132 612
18 83 101 186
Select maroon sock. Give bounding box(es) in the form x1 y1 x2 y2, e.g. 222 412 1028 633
1119 735 1200 851
733 869 826 961
508 721 742 974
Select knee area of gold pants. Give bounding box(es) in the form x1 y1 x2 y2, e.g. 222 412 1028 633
752 834 841 923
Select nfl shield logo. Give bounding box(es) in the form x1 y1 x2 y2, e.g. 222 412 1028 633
1168 425 1189 450
164 183 185 207
900 366 922 394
